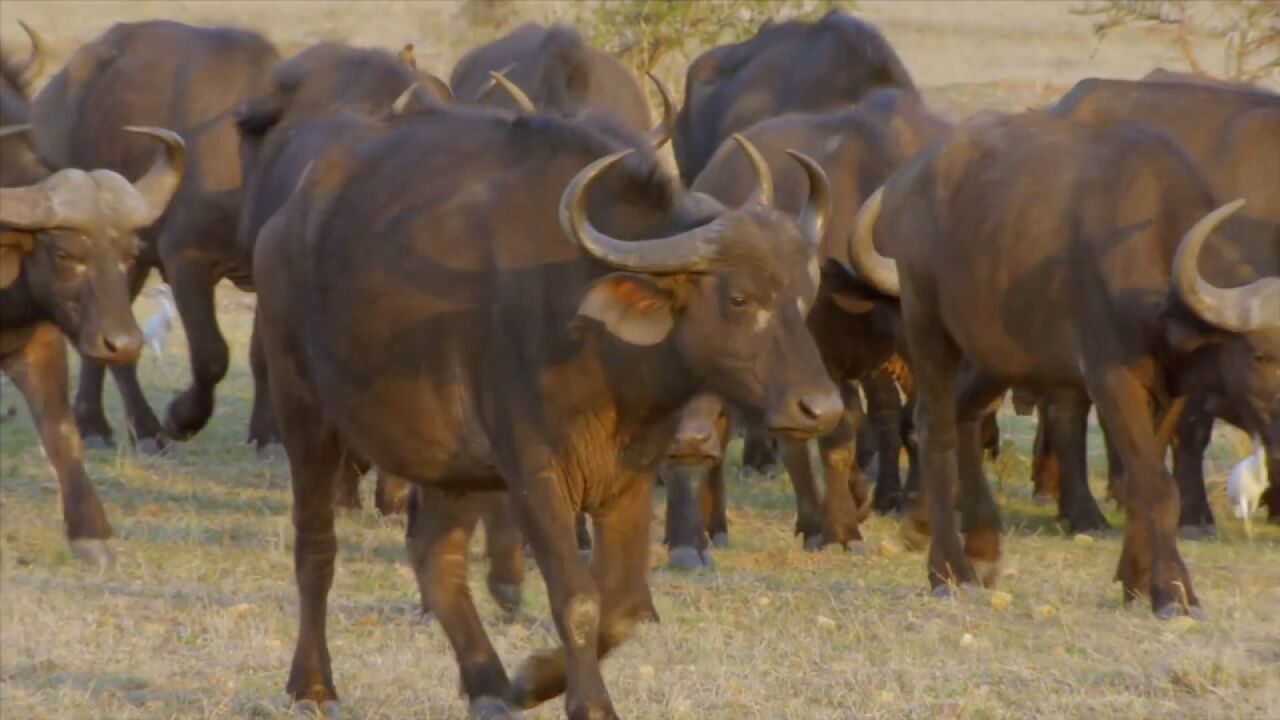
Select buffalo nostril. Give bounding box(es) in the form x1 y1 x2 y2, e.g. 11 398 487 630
102 336 118 354
797 392 843 427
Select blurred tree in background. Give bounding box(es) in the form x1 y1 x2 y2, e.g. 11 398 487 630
584 0 853 75
1074 1 1278 83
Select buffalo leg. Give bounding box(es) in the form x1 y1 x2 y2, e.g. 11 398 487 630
161 255 228 440
1087 367 1199 618
1045 391 1109 534
1172 400 1215 538
276 401 342 710
782 438 824 548
408 488 512 710
816 404 867 548
903 296 974 592
481 494 526 619
4 324 115 568
898 396 931 551
375 469 411 516
864 371 905 514
73 358 114 448
664 464 712 569
954 370 1005 587
109 362 167 452
246 318 280 451
511 472 651 719
1029 400 1061 502
740 430 779 478
698 453 729 548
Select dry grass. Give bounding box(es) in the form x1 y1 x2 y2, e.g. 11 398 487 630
2 3 1280 719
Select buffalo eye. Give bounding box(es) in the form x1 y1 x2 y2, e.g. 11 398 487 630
729 294 748 308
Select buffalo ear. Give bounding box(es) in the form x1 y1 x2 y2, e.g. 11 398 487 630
1163 306 1221 355
577 272 675 346
0 231 34 289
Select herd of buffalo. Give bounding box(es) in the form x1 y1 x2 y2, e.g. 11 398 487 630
1 10 1277 719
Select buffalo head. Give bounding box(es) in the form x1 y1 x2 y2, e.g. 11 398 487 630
562 134 842 438
1168 199 1280 453
0 125 183 363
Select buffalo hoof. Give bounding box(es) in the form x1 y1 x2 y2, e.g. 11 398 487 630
1155 602 1204 621
711 531 729 549
82 434 114 451
293 699 341 718
257 443 288 463
1178 524 1217 541
578 548 593 565
135 436 168 456
488 583 522 619
803 534 825 552
930 585 956 600
69 539 116 571
667 546 713 571
470 697 521 720
419 610 435 626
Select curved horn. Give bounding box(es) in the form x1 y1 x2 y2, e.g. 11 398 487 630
391 84 417 116
484 70 534 113
1172 198 1278 331
17 21 46 85
419 72 454 105
643 72 675 150
785 149 831 250
399 43 417 70
123 126 186 228
0 123 31 139
847 186 900 296
732 133 773 208
560 150 723 273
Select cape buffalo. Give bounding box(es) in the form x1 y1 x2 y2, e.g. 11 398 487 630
673 10 918 184
235 40 450 455
30 20 279 450
253 107 840 717
452 24 658 135
690 89 950 548
1 123 184 568
848 110 1279 617
1035 77 1280 532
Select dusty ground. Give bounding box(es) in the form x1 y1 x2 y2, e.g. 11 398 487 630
2 2 1279 719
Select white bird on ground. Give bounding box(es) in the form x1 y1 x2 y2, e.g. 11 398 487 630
141 284 178 357
1227 437 1268 532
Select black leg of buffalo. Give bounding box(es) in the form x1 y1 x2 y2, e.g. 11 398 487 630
698 449 729 548
664 464 712 569
818 407 866 548
73 357 114 449
574 512 592 562
782 438 824 549
1046 391 1110 535
374 469 411 516
281 415 343 712
864 371 905 514
334 452 368 510
109 361 167 452
161 257 228 440
905 312 971 593
1086 366 1199 618
408 487 513 711
512 472 651 719
897 396 931 551
741 430 779 478
481 493 526 620
1029 401 1061 503
246 317 281 451
4 324 115 568
1099 414 1126 504
510 470 623 719
954 372 1006 587
1172 401 1216 538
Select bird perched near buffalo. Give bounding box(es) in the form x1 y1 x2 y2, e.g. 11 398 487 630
140 284 178 358
1228 438 1269 532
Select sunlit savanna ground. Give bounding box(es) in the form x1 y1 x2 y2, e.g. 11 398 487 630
2 2 1279 719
